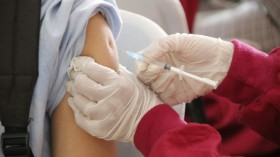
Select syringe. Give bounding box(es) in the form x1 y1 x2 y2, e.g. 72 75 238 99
126 50 218 89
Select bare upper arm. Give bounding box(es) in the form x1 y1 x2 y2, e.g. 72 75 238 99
51 13 119 157
82 13 119 70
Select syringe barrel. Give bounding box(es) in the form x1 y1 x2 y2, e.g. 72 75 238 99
170 66 218 89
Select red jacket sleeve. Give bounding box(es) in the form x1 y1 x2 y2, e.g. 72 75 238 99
134 105 233 157
215 40 280 145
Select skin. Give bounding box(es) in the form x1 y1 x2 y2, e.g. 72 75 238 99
51 13 119 157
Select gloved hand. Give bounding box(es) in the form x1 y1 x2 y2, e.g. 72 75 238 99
66 56 162 142
137 33 234 105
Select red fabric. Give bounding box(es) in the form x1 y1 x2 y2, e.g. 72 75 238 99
134 40 280 157
135 105 230 157
200 94 279 156
134 105 187 157
215 40 280 147
179 0 199 33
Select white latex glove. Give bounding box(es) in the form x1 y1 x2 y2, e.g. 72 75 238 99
66 56 162 142
137 33 234 105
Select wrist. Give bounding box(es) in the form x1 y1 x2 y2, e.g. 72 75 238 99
215 40 276 102
134 104 187 156
213 38 234 84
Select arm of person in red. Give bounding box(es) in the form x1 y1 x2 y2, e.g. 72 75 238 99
134 37 279 156
134 105 233 157
214 40 280 145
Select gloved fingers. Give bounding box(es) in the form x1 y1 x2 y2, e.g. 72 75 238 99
66 78 110 103
149 71 176 94
157 84 179 105
74 114 105 139
68 96 87 118
176 34 230 62
68 56 93 76
71 94 94 115
172 80 200 103
186 79 210 96
69 56 118 85
174 83 196 103
66 80 77 96
73 73 117 102
68 100 110 139
157 81 194 105
81 59 118 85
159 92 188 105
70 96 132 142
74 94 118 120
69 70 82 81
73 111 122 141
137 63 164 85
118 64 135 78
70 91 120 120
140 34 181 63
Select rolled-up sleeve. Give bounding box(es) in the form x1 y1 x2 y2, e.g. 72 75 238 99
36 0 122 117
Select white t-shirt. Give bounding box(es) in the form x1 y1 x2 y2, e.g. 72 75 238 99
0 0 121 156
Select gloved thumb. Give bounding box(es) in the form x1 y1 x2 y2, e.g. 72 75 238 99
66 80 77 96
67 56 93 78
68 56 118 85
